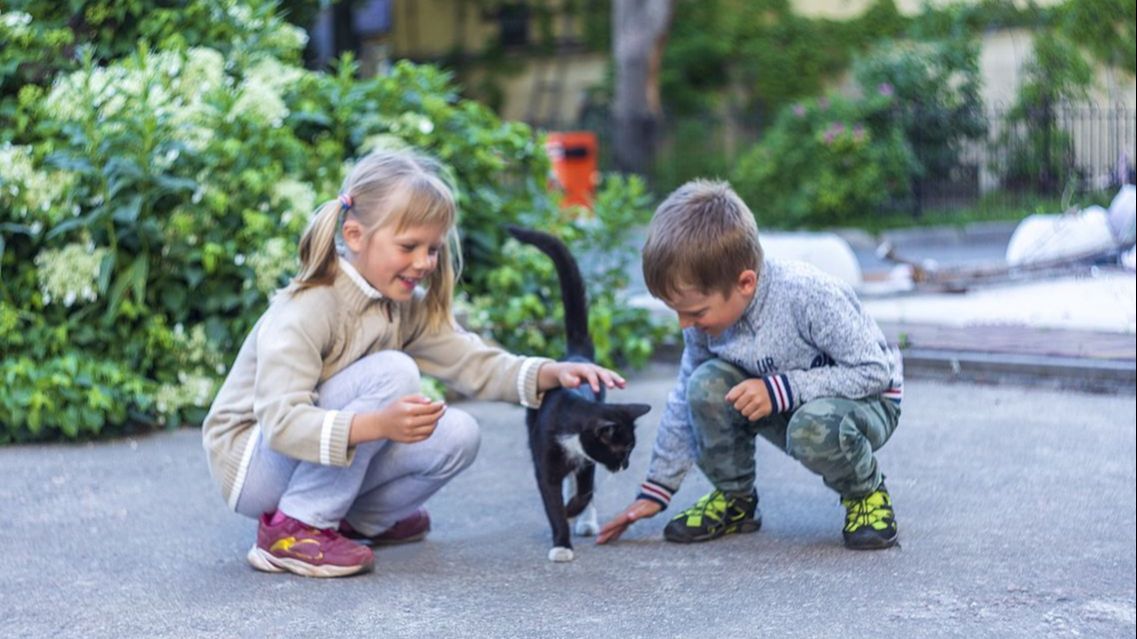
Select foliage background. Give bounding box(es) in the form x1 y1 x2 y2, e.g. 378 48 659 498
0 1 663 443
651 0 1134 219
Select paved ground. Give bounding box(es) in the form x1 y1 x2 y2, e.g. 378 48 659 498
3 364 1134 638
4 222 1134 637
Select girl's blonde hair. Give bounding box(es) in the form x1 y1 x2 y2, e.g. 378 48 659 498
291 149 461 331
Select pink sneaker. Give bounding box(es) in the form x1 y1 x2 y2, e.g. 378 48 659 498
341 508 432 546
246 511 374 578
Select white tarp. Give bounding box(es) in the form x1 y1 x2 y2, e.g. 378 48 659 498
762 232 863 288
1005 184 1136 266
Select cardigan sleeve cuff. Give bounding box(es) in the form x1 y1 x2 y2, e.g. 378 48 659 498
519 357 554 408
323 409 355 467
636 480 675 510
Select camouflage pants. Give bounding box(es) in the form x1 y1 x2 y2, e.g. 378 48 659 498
687 358 900 499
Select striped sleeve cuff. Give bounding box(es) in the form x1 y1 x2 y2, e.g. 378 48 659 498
636 480 674 510
762 374 796 414
882 385 903 405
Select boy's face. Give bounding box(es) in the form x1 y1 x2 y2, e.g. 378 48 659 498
664 270 757 337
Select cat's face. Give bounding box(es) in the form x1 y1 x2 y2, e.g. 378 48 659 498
579 403 652 472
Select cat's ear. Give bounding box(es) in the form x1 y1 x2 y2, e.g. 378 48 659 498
622 403 652 420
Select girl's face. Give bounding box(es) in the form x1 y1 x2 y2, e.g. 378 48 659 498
343 219 448 302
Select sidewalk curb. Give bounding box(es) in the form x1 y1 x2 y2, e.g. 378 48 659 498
900 348 1136 394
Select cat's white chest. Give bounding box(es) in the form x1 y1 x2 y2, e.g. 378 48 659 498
557 434 588 464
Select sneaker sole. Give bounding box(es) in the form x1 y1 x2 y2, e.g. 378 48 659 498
843 531 899 550
664 517 762 544
370 530 429 547
246 545 373 578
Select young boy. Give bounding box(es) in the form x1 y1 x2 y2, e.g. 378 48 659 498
597 180 903 550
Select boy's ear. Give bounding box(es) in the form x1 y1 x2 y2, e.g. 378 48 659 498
342 218 365 253
737 269 758 295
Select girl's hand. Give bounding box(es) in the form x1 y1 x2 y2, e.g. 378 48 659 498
725 379 772 421
351 395 445 444
538 362 627 394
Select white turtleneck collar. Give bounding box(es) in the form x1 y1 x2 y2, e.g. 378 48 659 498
337 256 384 300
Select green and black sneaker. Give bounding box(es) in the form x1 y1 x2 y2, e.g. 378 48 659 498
841 483 898 550
663 489 761 543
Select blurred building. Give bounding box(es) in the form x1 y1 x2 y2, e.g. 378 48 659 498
325 1 1134 206
310 0 607 130
336 1 1133 122
795 0 1134 109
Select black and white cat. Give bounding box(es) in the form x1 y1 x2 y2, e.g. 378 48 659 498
506 225 652 563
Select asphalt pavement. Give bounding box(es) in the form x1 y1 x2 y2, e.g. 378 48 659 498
3 364 1135 638
4 221 1135 637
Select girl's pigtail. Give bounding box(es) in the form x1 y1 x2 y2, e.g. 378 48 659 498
291 199 342 292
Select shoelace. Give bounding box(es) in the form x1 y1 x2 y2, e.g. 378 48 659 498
304 526 344 543
687 490 729 522
844 493 887 530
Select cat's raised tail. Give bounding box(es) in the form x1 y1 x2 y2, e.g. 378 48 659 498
505 225 594 360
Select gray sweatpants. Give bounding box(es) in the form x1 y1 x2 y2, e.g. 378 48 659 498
234 351 480 535
687 359 899 500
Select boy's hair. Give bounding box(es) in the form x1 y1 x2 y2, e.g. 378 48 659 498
642 179 763 301
291 148 461 331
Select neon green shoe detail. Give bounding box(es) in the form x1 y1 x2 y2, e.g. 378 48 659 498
663 489 761 543
841 483 898 550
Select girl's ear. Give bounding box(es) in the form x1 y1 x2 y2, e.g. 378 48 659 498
342 217 365 254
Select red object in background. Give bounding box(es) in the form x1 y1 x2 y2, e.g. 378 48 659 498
545 131 599 210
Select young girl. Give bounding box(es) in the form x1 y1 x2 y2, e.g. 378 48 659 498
202 149 625 578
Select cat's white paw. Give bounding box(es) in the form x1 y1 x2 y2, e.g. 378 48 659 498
548 546 575 562
573 504 599 537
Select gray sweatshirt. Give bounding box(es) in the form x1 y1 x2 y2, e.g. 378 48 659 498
636 258 903 509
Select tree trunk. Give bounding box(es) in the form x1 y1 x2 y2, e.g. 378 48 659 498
612 0 675 176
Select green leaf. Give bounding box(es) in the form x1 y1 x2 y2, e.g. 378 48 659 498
97 252 116 294
160 285 187 313
130 256 149 307
111 196 143 224
154 174 198 193
103 254 148 321
44 152 94 174
45 214 92 240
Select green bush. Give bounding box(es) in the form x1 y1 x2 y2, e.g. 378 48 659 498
729 35 989 228
731 90 917 228
461 175 671 371
852 38 986 193
2 4 662 443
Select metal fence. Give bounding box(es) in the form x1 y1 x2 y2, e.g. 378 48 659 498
912 103 1136 215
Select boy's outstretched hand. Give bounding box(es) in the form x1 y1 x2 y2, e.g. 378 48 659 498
596 499 662 544
538 361 627 394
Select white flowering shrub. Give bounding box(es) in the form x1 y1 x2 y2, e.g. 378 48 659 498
0 1 567 442
34 243 107 306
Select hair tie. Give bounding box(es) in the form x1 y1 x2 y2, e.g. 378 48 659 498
338 193 353 211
